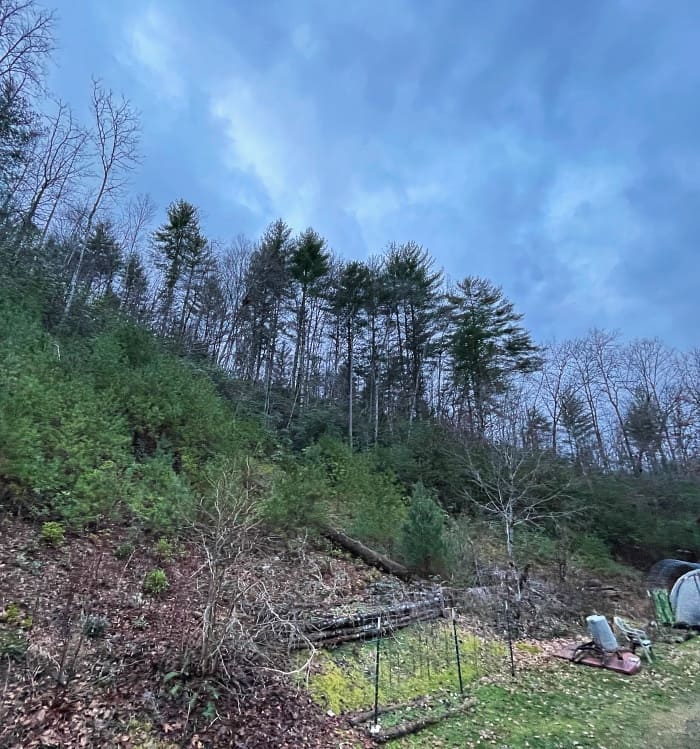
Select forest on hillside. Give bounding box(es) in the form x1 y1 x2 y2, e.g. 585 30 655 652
1 0 699 575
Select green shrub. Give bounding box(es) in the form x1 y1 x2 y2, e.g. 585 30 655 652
0 306 264 533
399 483 447 576
40 521 65 547
154 537 174 562
115 541 136 560
572 533 629 575
125 455 195 532
82 614 109 638
263 462 330 531
0 631 28 660
302 437 406 550
515 529 558 565
0 602 22 625
142 568 169 596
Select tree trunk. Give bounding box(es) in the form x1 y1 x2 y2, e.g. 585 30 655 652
323 528 411 581
347 319 353 449
374 700 476 743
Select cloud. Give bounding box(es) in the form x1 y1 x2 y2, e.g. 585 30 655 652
543 162 639 308
210 74 323 231
120 5 186 103
75 0 700 346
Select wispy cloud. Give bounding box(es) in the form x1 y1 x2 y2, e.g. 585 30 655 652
120 5 186 103
64 0 700 346
210 74 322 231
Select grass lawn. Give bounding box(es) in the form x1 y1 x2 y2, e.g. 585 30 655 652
305 624 700 748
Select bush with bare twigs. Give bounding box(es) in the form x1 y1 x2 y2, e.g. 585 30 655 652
192 461 314 679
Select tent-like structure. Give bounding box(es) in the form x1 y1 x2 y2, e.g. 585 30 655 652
647 559 700 627
669 569 700 627
647 559 700 590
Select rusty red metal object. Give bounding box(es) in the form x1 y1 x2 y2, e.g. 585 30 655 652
551 645 642 675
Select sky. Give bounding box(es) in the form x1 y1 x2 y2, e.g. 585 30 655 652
48 0 700 348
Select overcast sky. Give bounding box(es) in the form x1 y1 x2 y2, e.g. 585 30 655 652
49 0 700 347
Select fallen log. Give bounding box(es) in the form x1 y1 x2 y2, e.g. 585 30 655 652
302 597 443 633
305 610 443 647
296 598 445 648
293 610 443 649
373 698 477 743
323 528 412 581
346 695 433 726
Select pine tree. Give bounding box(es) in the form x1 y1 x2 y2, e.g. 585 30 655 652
330 260 372 447
84 221 122 297
448 276 540 436
289 228 329 403
399 482 447 575
120 250 148 317
240 219 293 389
625 388 666 473
559 386 595 467
152 199 206 337
383 242 442 425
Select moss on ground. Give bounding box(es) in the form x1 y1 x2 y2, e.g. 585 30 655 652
306 622 504 714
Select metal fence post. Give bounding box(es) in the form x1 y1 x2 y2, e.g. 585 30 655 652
373 616 381 728
451 608 464 695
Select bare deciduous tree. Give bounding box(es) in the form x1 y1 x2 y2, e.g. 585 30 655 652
217 234 253 370
119 192 155 257
195 466 261 676
0 0 54 95
23 100 88 244
462 443 577 569
63 80 139 318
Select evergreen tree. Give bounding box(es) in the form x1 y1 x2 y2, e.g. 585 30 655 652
152 199 206 337
399 482 447 575
522 406 550 451
191 267 226 355
84 220 122 297
120 250 148 317
289 227 329 402
330 260 371 447
241 219 293 389
625 388 666 474
448 276 540 436
177 234 213 342
0 80 37 204
559 386 595 467
383 242 442 424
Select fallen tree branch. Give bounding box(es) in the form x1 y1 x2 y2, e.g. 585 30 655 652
322 528 412 581
303 597 443 633
292 596 445 648
346 695 433 726
306 612 443 648
374 698 477 743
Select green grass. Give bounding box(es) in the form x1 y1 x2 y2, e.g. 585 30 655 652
396 639 700 748
305 625 700 748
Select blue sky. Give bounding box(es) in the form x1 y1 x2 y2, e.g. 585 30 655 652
49 0 700 347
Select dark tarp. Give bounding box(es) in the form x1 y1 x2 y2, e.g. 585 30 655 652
647 559 700 592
